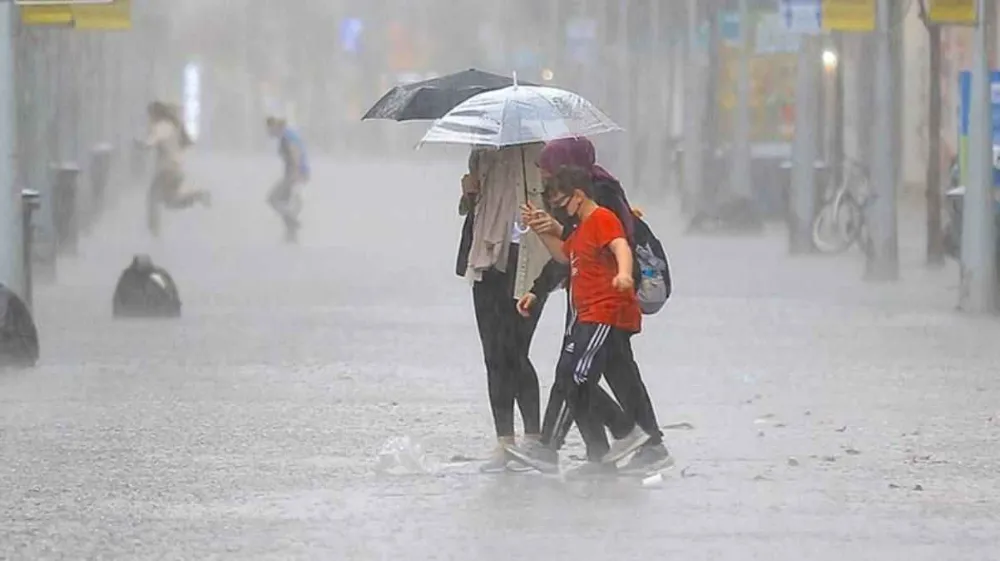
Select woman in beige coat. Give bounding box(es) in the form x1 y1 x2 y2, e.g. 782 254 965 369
456 143 550 472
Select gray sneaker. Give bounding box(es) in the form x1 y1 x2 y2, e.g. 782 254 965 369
601 426 652 465
479 442 537 474
566 461 618 479
503 439 560 474
479 447 510 474
619 442 675 476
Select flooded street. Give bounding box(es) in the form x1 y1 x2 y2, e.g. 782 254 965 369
2 155 999 559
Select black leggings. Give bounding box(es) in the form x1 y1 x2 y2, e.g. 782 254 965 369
472 246 547 438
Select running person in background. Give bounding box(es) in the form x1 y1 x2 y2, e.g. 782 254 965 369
266 116 311 243
139 101 211 237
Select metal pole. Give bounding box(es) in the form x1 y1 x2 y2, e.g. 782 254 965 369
0 3 24 297
730 0 752 200
789 34 821 254
682 0 703 213
866 0 900 281
832 33 845 189
960 0 996 312
617 0 634 191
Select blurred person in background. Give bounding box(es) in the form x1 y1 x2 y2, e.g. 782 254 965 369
457 143 550 473
138 101 211 237
266 116 311 243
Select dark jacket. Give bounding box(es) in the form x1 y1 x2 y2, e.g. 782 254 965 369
0 283 39 367
455 194 477 277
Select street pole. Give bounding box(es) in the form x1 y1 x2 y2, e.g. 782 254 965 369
918 0 945 266
789 34 821 254
832 33 845 190
682 0 703 213
0 2 24 297
866 0 900 281
959 0 996 312
618 0 634 192
650 0 666 198
730 0 753 202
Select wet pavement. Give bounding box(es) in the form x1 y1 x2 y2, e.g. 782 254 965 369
2 154 999 560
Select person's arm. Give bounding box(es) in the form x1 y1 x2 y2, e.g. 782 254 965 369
459 191 477 216
538 232 569 263
287 142 305 182
530 259 569 296
591 209 634 291
138 122 167 148
609 238 633 279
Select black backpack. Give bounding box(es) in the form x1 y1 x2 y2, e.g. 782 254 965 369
113 257 182 319
0 284 39 368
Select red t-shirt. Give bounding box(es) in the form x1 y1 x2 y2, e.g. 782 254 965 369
562 207 642 333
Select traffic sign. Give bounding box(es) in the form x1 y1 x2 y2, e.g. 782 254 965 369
17 0 131 30
778 0 822 34
821 0 876 31
928 0 976 24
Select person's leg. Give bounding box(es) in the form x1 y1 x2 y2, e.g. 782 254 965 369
473 274 516 439
268 177 301 239
511 290 545 436
613 333 674 473
600 330 664 465
505 322 613 473
147 175 162 237
543 299 632 450
560 322 614 465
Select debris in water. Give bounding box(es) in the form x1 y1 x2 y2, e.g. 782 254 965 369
787 457 800 467
680 466 698 478
662 422 695 431
913 484 924 491
375 436 431 475
844 448 861 456
821 455 837 463
641 473 664 488
835 425 847 433
889 483 902 489
752 474 770 481
449 454 478 463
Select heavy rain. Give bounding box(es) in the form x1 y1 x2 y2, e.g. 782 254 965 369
1 0 999 559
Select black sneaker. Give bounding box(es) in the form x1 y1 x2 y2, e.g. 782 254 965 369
504 439 559 474
619 443 675 476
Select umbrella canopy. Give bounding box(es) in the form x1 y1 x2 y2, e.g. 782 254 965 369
362 69 538 122
418 85 621 148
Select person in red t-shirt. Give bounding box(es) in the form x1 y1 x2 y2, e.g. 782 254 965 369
505 166 656 475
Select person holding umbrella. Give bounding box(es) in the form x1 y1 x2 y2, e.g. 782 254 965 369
457 143 552 473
